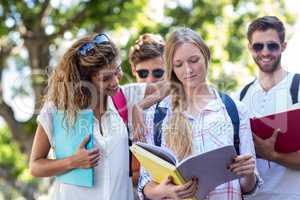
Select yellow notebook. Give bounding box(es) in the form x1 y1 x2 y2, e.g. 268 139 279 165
130 143 238 200
131 143 196 200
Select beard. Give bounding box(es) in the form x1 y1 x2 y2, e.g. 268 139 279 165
254 54 281 73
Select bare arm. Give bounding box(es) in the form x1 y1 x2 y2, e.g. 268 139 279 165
143 80 171 109
132 80 170 141
29 124 100 177
253 130 300 170
269 151 300 170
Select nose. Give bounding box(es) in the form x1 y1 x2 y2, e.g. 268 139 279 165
110 74 119 87
145 74 156 83
260 45 272 56
184 63 193 74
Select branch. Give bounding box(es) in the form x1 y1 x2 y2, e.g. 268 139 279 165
0 97 33 153
48 6 89 40
38 0 51 20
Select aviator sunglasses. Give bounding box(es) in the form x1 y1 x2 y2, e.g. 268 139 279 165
136 68 165 79
78 33 110 56
251 42 281 53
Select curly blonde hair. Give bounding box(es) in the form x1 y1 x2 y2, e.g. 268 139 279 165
164 28 211 161
45 34 119 124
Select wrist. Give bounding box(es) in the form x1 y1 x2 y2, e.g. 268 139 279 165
66 156 75 170
269 150 280 161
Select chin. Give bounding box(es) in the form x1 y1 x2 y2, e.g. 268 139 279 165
106 88 119 97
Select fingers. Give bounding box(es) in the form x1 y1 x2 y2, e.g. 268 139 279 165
230 155 255 176
133 126 146 142
79 134 91 148
177 178 198 198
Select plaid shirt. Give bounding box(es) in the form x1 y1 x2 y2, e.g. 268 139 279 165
137 88 262 200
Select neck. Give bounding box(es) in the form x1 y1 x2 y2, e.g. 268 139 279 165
184 83 214 112
93 94 107 120
258 66 287 92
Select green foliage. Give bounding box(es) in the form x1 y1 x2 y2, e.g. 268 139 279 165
0 126 30 180
161 0 297 92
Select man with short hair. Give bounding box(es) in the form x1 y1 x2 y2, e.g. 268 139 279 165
238 16 300 200
129 33 165 83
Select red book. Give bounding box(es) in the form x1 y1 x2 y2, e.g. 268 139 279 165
250 108 300 153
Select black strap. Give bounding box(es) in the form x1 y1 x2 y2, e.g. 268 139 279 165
239 79 256 101
153 93 240 155
290 74 300 104
218 92 240 155
153 103 167 147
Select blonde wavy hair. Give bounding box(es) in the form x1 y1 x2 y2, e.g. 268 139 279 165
164 28 211 161
45 34 119 125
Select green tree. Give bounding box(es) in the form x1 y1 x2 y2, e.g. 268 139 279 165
0 0 146 199
160 0 296 91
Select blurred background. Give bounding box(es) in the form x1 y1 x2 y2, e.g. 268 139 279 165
0 0 299 199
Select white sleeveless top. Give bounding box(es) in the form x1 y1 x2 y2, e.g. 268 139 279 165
37 83 146 200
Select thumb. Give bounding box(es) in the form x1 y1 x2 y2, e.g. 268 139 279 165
272 128 280 139
79 134 90 149
162 176 172 185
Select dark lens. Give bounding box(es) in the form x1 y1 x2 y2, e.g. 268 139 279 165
152 69 165 78
136 69 149 78
94 34 110 44
267 42 280 52
252 43 264 52
78 42 95 56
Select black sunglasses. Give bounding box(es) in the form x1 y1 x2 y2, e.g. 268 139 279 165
252 42 280 53
136 69 165 79
78 33 110 56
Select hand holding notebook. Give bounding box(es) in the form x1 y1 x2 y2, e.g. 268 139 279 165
250 108 300 153
130 143 239 200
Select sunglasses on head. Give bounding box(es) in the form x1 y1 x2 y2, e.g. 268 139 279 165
251 42 280 53
78 33 110 56
136 68 165 79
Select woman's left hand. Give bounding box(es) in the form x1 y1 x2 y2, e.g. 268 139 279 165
229 154 256 177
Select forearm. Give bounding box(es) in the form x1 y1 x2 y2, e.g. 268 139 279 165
271 151 300 170
143 80 170 109
239 173 257 194
30 156 74 177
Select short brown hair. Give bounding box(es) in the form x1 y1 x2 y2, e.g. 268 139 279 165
247 16 285 43
129 33 165 66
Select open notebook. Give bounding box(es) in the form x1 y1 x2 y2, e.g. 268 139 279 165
130 143 239 200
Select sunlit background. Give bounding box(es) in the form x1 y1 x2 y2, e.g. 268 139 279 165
0 0 300 199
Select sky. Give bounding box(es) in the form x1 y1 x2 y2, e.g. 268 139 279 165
0 1 300 126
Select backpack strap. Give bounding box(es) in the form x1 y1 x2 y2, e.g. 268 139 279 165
153 103 167 147
219 92 240 155
290 74 300 104
239 79 256 101
111 89 134 177
111 89 128 125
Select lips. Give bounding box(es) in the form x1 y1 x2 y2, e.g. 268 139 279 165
184 74 197 80
259 57 274 65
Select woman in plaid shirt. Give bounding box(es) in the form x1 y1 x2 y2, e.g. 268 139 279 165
137 28 261 200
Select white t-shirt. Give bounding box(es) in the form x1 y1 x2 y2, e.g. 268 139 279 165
37 83 146 200
237 72 300 200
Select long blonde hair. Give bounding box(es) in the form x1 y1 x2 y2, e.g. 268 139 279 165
45 34 118 124
164 28 211 161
